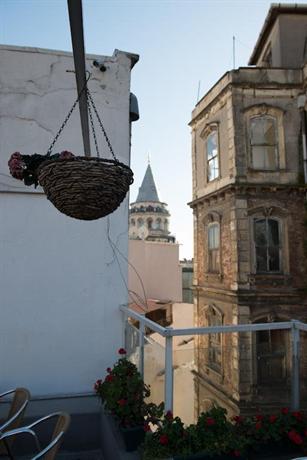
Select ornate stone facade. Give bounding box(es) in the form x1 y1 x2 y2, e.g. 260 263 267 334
190 5 307 416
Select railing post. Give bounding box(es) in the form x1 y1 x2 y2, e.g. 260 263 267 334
165 328 173 413
121 310 128 350
291 320 300 410
139 317 145 378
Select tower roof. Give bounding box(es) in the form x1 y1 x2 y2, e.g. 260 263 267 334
136 164 160 202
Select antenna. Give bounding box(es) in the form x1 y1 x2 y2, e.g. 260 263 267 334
196 80 201 104
233 35 236 69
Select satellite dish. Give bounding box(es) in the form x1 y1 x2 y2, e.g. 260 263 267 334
139 225 149 240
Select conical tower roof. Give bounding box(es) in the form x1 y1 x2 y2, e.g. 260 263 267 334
136 164 159 202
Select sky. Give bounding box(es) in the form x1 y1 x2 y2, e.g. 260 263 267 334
1 0 306 259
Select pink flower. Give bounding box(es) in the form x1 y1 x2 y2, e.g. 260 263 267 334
59 150 74 159
117 399 127 406
206 417 215 426
106 367 112 373
159 434 169 445
118 348 127 355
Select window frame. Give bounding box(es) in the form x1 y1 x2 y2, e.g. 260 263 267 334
207 222 220 273
249 115 278 170
244 105 286 172
253 216 282 274
205 305 223 374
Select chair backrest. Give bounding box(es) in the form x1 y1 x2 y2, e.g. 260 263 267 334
35 412 71 460
6 388 31 432
0 387 30 455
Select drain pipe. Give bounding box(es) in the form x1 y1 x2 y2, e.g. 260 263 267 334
298 94 307 184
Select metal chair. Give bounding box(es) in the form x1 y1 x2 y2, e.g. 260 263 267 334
0 412 71 460
0 388 31 457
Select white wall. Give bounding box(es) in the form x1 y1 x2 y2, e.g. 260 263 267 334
0 45 136 397
128 239 182 302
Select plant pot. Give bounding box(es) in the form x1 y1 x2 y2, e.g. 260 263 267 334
119 425 145 452
250 440 301 459
174 454 246 460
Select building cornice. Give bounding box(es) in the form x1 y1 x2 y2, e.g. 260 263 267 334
188 183 307 208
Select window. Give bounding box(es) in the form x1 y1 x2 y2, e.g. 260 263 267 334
137 218 144 228
250 116 278 170
156 218 162 229
208 223 220 272
254 218 281 273
147 218 152 230
207 306 222 373
206 130 219 182
130 218 135 226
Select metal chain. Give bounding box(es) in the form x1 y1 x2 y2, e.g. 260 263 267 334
86 89 100 158
46 74 90 156
86 90 117 162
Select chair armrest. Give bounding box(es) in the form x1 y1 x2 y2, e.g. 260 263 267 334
32 431 64 460
0 399 29 432
27 412 64 430
0 389 16 399
0 427 41 452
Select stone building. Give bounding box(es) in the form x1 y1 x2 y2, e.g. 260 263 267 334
190 4 307 415
129 163 175 242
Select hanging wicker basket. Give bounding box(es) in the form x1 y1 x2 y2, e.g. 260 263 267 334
37 156 133 221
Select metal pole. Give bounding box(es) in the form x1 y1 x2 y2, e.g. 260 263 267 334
291 320 300 410
67 0 91 157
139 318 145 378
165 329 173 412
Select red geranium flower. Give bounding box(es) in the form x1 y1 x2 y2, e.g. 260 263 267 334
118 348 127 355
282 407 289 415
269 415 277 424
233 450 241 457
159 434 169 445
233 415 243 424
206 417 215 426
94 379 102 390
292 411 303 421
117 398 127 406
105 374 114 383
288 430 303 445
106 367 112 373
255 421 262 430
144 423 151 432
256 414 264 421
165 410 173 421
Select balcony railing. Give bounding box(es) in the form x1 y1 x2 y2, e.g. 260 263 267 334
120 305 307 418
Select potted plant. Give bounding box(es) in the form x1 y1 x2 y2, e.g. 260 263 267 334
95 348 163 452
142 407 248 460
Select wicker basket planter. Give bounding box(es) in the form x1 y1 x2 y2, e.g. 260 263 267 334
37 156 133 220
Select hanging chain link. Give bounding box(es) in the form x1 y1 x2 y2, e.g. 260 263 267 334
46 74 91 156
86 89 117 162
46 72 118 162
87 89 100 158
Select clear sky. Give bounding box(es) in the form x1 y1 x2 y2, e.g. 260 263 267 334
1 0 305 259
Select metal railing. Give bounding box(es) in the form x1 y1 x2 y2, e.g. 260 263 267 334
120 306 307 413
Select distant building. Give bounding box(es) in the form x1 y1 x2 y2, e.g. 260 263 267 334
190 4 307 416
129 163 175 243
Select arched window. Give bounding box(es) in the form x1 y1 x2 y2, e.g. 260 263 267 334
253 217 281 273
250 115 277 169
208 223 220 273
156 218 162 229
164 219 169 231
147 218 153 230
137 218 144 228
206 130 219 182
130 218 135 227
